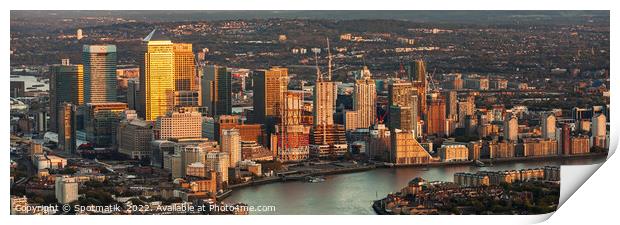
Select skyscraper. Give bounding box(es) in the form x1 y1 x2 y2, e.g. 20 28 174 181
313 81 336 126
58 103 77 155
173 43 196 91
541 113 557 139
310 85 347 159
49 60 83 132
282 91 304 126
173 43 201 107
309 44 347 158
458 95 476 128
82 45 117 103
444 90 458 121
389 105 415 132
127 79 140 110
253 67 289 124
221 129 241 167
426 92 446 137
388 80 419 135
349 66 377 129
405 60 428 117
201 65 232 116
405 60 426 83
140 30 175 121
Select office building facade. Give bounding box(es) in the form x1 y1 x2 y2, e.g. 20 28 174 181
82 45 118 103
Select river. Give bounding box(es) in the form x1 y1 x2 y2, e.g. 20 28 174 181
224 157 605 214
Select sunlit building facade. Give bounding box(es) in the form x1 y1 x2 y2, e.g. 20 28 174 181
347 66 376 130
140 30 175 121
253 67 289 124
173 43 196 92
313 81 336 126
391 129 432 165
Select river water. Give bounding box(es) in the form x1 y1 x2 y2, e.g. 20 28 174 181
224 157 605 214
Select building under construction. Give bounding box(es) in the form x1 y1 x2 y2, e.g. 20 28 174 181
271 124 310 162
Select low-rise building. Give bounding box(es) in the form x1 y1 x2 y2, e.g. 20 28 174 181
519 138 558 157
34 154 67 170
438 144 468 162
570 135 590 155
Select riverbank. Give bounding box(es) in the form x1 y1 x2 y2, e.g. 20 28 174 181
373 179 561 215
222 153 606 201
227 165 376 190
224 157 602 215
389 152 607 168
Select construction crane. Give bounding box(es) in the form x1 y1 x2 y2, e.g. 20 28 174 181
327 37 333 81
312 38 351 80
377 109 388 124
314 51 322 81
427 68 439 92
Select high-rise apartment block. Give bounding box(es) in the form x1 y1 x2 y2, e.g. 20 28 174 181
346 66 376 130
313 81 336 126
221 129 241 167
426 92 446 137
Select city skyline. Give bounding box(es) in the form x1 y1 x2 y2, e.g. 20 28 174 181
10 10 610 216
